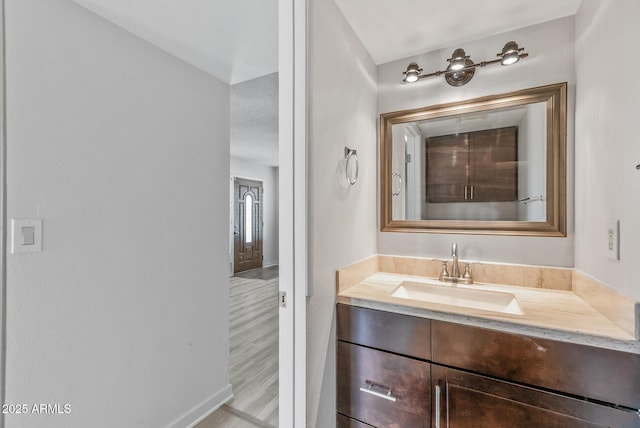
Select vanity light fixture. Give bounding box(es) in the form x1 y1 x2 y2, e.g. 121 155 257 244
402 62 423 83
402 41 529 86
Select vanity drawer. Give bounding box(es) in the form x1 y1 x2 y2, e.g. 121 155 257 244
337 341 430 428
431 320 640 409
336 413 374 427
337 304 431 360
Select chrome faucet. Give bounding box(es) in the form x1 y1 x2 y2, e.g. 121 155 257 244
451 242 460 279
439 242 473 284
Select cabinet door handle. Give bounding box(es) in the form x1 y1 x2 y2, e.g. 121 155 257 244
359 380 397 402
464 185 468 200
435 384 441 428
470 185 474 200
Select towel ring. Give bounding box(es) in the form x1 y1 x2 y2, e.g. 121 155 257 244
345 147 359 186
392 172 402 196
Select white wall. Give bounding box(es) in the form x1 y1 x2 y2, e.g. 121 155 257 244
575 0 640 301
377 17 575 267
5 1 231 427
230 157 279 270
307 0 378 425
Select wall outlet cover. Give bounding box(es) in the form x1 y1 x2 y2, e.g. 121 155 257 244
11 218 43 254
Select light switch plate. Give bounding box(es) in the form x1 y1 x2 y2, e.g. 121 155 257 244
607 220 620 261
11 219 42 254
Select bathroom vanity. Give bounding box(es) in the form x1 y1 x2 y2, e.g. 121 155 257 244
335 256 640 427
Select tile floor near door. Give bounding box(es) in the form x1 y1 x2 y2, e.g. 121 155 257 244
197 266 279 428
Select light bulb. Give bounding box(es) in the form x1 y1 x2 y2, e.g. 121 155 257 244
448 49 468 71
450 59 466 71
405 74 419 83
501 53 519 65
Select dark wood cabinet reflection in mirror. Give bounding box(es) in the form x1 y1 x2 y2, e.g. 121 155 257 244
380 82 567 236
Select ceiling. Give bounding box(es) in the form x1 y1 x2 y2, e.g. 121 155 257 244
71 0 582 168
71 0 278 85
231 73 279 167
72 0 280 167
334 0 582 65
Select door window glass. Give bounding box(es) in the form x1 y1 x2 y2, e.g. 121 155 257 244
245 193 253 244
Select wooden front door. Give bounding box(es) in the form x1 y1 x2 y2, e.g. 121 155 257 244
233 178 263 273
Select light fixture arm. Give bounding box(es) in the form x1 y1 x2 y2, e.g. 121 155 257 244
412 58 502 81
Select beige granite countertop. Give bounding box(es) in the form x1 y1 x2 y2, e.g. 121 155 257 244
337 256 640 354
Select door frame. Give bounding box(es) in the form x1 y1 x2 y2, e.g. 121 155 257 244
0 1 303 426
279 0 306 426
0 2 7 427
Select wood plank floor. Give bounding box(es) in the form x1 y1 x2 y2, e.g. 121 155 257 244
197 266 279 428
196 406 264 428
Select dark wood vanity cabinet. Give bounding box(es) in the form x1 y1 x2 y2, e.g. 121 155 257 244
336 304 640 427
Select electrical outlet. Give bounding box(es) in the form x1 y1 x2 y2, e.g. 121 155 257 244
607 220 620 261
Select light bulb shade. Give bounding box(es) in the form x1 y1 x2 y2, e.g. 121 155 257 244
448 48 468 71
445 50 475 86
403 62 423 83
499 41 522 66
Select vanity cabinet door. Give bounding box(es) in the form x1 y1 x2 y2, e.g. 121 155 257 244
469 127 518 202
337 341 430 428
431 320 640 409
427 133 469 203
426 127 517 203
432 365 640 428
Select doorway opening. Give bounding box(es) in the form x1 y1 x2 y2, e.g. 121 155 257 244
199 71 280 427
200 171 279 427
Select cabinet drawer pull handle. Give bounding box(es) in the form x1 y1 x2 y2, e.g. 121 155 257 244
435 384 441 428
359 380 397 402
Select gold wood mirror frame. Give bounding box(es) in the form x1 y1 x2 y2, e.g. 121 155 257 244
380 82 567 236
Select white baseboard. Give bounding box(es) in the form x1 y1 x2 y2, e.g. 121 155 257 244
229 261 279 276
168 383 233 428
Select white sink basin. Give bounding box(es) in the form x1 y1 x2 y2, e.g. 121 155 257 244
391 281 524 315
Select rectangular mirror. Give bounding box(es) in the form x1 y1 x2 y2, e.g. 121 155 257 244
380 82 567 236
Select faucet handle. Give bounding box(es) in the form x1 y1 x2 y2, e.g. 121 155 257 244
439 261 449 281
463 263 473 283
